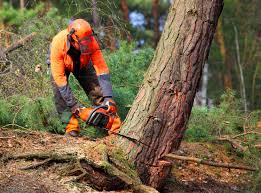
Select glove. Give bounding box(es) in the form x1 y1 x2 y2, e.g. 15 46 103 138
102 97 117 114
71 103 85 115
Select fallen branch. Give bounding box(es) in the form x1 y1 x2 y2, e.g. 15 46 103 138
254 144 261 149
217 136 247 152
4 32 37 54
232 131 261 139
164 154 258 171
0 136 16 139
20 158 52 170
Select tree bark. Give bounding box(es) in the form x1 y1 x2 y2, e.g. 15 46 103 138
117 0 223 189
152 0 160 47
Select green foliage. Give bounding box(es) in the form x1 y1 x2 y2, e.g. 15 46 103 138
0 14 153 134
105 41 154 118
0 2 43 27
186 90 260 142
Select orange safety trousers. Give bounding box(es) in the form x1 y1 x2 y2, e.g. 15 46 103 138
51 64 121 134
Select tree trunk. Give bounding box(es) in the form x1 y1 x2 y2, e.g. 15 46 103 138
152 0 160 47
201 63 209 106
120 0 130 22
92 0 100 28
20 0 25 10
119 0 132 42
117 0 223 189
215 19 233 89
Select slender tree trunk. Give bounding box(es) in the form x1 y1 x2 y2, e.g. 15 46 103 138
215 19 233 89
119 0 132 42
20 0 25 10
120 0 130 22
234 25 247 113
92 0 100 28
44 0 52 12
117 0 223 189
104 17 116 51
202 63 209 106
152 0 160 47
0 0 3 47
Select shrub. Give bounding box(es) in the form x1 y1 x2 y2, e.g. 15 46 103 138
186 90 260 142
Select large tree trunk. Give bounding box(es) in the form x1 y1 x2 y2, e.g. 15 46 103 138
152 0 160 47
117 0 223 189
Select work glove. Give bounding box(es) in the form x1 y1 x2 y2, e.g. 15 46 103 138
71 103 85 115
102 97 117 114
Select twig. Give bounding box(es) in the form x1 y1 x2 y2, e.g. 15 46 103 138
254 144 261 149
12 105 25 129
1 124 27 130
0 136 16 139
164 154 258 171
217 136 247 152
3 32 37 54
20 158 52 170
232 131 261 139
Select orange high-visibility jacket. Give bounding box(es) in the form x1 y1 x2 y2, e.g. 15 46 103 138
50 29 112 108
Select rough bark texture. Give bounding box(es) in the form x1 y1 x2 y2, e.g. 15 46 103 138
117 0 223 189
152 0 160 47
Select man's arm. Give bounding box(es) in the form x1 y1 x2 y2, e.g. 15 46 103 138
91 39 113 98
50 39 78 109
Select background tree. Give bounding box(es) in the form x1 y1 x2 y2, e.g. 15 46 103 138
117 0 224 189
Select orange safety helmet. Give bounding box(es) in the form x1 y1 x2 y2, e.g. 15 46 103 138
68 19 93 41
68 19 96 55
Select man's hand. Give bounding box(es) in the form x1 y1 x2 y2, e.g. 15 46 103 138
71 103 84 115
102 97 117 114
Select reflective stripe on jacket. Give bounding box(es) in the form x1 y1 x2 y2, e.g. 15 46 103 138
50 29 113 108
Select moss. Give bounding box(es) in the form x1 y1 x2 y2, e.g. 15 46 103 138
108 147 139 181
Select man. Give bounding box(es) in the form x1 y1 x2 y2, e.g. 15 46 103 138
50 18 121 137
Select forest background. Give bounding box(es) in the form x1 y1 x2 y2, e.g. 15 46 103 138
0 0 260 191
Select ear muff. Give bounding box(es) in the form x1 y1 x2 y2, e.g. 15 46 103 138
68 28 76 42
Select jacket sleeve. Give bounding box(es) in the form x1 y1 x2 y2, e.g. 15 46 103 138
50 37 77 108
91 38 113 97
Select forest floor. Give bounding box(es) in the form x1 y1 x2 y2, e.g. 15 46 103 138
0 128 256 193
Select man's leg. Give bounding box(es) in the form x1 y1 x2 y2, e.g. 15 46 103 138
74 64 104 106
51 76 80 135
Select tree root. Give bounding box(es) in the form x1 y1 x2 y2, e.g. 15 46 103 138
1 147 159 193
20 158 52 170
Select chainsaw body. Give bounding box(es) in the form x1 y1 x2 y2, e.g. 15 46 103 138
78 103 115 130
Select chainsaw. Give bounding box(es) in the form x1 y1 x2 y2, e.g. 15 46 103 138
76 102 149 146
77 100 116 131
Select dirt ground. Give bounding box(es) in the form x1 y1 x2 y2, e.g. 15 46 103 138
0 128 256 193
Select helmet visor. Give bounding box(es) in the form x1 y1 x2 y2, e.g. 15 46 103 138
78 35 93 55
77 32 105 55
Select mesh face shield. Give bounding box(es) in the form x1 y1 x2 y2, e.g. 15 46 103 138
76 31 105 55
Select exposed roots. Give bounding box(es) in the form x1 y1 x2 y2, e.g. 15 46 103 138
1 140 159 193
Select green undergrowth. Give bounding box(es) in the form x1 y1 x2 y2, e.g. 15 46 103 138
186 90 260 142
0 10 153 137
186 90 261 192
